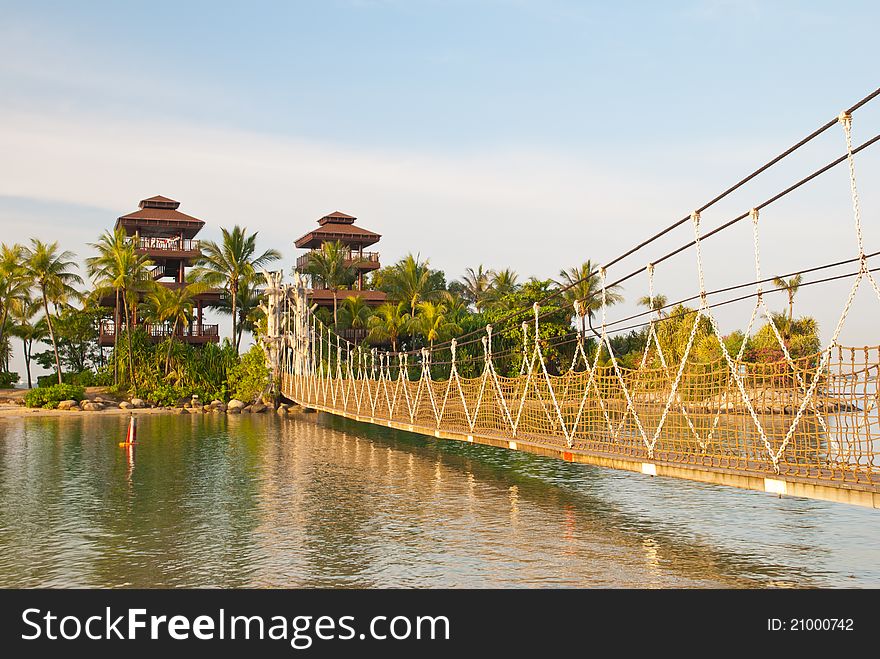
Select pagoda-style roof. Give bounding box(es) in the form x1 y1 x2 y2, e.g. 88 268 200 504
115 195 206 238
294 211 381 249
318 211 356 225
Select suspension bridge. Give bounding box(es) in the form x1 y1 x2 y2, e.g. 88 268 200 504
264 90 880 509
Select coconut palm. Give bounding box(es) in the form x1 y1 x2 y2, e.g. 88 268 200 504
144 282 211 374
212 273 263 351
194 225 281 347
485 268 519 309
367 302 410 353
411 301 460 350
23 240 84 384
382 254 439 313
87 227 153 385
8 295 45 388
340 295 373 333
772 274 803 321
638 293 668 319
301 240 359 329
556 260 624 340
0 243 29 359
438 290 469 325
459 265 493 311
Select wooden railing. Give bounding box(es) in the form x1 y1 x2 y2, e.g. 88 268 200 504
130 237 201 252
296 250 379 271
99 321 218 339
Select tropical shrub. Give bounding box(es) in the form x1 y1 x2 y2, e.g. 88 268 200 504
0 372 19 388
37 370 106 388
24 383 86 408
142 383 190 407
227 345 270 403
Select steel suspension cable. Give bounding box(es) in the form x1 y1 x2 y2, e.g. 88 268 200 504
438 129 880 354
400 87 880 356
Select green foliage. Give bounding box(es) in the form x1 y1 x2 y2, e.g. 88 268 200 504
606 329 649 369
0 371 19 388
338 295 373 331
482 279 572 377
373 254 444 313
32 305 101 374
747 314 820 362
141 383 190 407
24 383 86 408
653 305 712 366
409 301 461 347
24 238 85 383
37 370 108 388
194 224 281 345
227 345 270 403
105 329 239 402
556 260 623 326
367 302 411 353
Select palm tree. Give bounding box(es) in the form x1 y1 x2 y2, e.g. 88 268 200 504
556 260 624 340
194 225 281 347
87 227 153 385
340 295 373 333
212 273 263 351
144 282 211 375
23 240 83 384
9 295 45 388
438 290 469 325
638 293 668 319
411 301 460 350
383 254 438 313
772 274 803 321
367 302 410 352
459 265 493 311
0 243 29 359
485 268 519 309
302 240 358 329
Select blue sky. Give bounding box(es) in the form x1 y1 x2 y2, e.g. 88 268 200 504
1 1 879 375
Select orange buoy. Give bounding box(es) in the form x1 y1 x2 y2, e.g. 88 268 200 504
118 414 137 447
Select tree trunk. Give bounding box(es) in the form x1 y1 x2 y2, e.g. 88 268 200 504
333 290 338 329
789 293 794 322
23 338 32 389
113 289 120 385
580 314 586 342
164 318 178 375
230 280 238 349
41 291 63 385
122 294 136 394
0 306 9 362
235 310 244 352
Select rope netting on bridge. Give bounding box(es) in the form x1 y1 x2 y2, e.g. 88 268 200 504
266 92 880 496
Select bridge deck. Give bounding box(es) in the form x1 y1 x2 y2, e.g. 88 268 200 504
282 362 880 509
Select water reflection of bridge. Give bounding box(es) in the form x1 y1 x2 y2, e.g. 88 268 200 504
280 353 879 509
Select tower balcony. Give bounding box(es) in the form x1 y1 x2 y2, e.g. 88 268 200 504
296 250 380 273
98 320 219 346
128 236 202 259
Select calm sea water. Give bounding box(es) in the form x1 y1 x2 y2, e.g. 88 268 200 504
0 412 876 588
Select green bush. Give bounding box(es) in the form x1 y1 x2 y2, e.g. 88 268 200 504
37 370 105 388
24 384 87 409
142 383 190 407
0 372 19 388
227 345 269 403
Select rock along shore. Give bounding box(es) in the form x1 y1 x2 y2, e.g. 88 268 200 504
0 389 301 419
